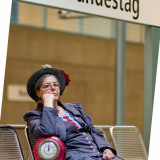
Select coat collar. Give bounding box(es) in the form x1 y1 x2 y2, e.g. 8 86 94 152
60 102 81 116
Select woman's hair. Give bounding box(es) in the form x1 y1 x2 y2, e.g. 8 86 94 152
34 74 60 92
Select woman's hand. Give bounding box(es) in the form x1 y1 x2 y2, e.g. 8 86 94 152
43 93 54 108
102 149 115 160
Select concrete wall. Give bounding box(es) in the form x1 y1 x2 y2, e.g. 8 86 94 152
0 25 144 134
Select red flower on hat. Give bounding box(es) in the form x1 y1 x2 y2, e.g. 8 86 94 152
60 70 71 86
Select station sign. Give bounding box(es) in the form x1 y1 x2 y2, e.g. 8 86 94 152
18 0 160 27
7 84 33 102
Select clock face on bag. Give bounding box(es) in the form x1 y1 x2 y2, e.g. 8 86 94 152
33 136 66 160
38 139 60 160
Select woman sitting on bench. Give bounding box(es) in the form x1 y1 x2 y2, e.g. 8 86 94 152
23 64 123 160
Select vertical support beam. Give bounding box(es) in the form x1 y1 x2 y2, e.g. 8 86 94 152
10 1 18 24
78 17 83 34
43 7 47 28
115 21 126 125
144 26 160 152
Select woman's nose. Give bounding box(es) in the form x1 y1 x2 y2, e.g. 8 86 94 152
50 85 55 90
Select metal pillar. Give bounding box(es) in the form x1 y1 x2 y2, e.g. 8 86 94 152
78 18 83 34
144 26 160 152
115 21 126 125
43 7 47 28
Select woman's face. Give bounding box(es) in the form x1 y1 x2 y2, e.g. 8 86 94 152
36 75 60 103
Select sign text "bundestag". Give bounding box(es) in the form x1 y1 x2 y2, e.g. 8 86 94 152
77 0 139 20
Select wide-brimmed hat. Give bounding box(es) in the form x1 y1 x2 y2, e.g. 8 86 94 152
27 64 71 102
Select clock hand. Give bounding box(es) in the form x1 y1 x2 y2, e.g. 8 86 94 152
48 144 50 152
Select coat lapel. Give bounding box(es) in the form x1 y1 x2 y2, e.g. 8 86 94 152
62 102 81 116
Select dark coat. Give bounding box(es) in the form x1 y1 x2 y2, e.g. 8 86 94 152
23 102 122 160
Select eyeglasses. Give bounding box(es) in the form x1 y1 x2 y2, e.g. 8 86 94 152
41 83 60 90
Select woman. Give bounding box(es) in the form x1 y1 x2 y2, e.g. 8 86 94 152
24 64 123 160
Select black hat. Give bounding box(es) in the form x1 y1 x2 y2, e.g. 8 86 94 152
27 64 70 102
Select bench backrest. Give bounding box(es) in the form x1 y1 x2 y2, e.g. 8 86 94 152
0 125 24 160
110 126 148 160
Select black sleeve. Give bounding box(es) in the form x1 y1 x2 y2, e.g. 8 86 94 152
23 106 66 141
